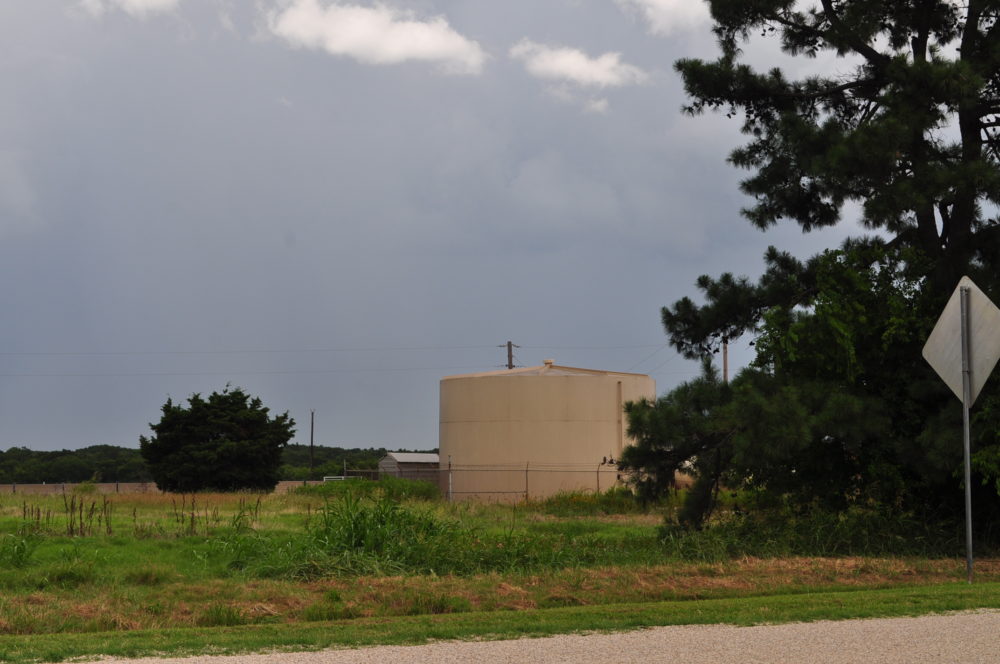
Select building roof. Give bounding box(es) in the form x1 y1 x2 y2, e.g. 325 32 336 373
442 359 650 380
384 452 440 464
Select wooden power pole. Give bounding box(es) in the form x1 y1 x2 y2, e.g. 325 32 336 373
499 340 520 369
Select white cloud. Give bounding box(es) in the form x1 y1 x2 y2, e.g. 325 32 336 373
584 97 609 114
509 40 647 88
218 7 237 33
268 1 486 75
614 0 711 35
80 0 181 18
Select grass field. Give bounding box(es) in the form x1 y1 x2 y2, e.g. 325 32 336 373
0 484 995 662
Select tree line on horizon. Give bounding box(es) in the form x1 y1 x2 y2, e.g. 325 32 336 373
0 443 412 485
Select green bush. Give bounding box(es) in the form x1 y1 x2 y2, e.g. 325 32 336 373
308 493 458 575
377 476 440 501
659 504 960 561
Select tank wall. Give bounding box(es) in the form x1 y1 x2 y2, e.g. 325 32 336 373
439 372 654 500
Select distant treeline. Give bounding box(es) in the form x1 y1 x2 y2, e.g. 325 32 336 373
0 445 152 484
280 444 386 480
0 444 435 484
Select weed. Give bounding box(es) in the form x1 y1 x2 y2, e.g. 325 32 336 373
37 563 97 589
659 505 961 561
294 476 439 502
195 604 247 627
143 601 167 616
0 535 37 568
301 602 360 621
230 496 262 532
538 594 585 608
378 476 440 502
530 488 647 517
122 566 172 586
401 594 472 616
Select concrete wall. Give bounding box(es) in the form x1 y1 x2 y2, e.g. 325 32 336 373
439 363 655 501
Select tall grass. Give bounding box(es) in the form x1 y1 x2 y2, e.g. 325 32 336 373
215 492 652 579
0 534 37 568
528 488 652 517
660 505 961 562
293 477 440 502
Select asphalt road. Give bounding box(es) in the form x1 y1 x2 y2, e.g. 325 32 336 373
95 610 1000 664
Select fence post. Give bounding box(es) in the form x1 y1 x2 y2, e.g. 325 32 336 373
448 455 453 502
524 461 529 501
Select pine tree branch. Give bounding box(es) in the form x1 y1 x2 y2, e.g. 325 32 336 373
819 0 891 67
785 78 877 101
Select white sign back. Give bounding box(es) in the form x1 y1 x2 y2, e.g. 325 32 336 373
922 276 1000 406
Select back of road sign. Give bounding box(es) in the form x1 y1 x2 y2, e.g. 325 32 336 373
922 276 1000 406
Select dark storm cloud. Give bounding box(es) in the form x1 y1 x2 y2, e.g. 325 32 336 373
0 1 862 451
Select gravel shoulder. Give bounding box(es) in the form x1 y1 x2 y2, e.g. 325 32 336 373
95 610 1000 664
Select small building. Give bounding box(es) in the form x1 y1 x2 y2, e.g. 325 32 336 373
377 452 440 484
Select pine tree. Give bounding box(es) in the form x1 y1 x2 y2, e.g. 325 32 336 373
667 0 1000 354
633 2 1000 526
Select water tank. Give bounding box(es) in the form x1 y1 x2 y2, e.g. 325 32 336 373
439 360 655 500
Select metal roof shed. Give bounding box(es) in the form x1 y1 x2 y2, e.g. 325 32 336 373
378 452 440 485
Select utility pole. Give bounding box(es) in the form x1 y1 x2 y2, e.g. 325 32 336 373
723 337 729 384
309 410 315 481
499 340 520 370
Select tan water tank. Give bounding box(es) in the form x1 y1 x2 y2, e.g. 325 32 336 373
439 360 655 501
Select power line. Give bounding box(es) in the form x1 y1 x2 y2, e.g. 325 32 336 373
0 345 498 358
520 344 665 350
627 344 671 372
0 365 486 378
0 342 667 358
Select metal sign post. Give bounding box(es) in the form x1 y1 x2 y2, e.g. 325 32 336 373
923 276 1000 584
960 287 973 583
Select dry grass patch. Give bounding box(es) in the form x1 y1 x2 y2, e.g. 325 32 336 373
0 557 997 635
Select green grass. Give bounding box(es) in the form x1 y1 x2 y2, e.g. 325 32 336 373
293 476 440 502
0 583 998 663
0 487 996 662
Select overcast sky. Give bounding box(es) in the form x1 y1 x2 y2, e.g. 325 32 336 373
0 1 864 452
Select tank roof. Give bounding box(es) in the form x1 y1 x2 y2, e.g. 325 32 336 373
383 452 439 464
442 363 651 380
